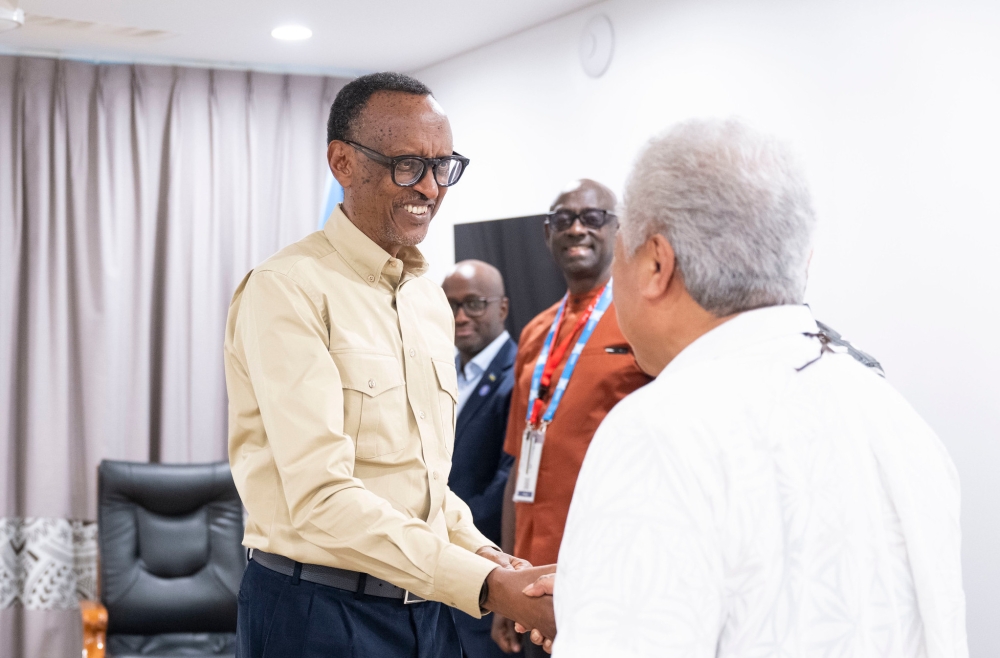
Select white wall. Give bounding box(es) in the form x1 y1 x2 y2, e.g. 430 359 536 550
416 0 1000 653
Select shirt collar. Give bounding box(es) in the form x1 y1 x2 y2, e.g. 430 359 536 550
458 330 510 382
322 204 429 288
661 304 819 378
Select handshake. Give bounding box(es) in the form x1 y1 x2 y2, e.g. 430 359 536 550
475 547 557 654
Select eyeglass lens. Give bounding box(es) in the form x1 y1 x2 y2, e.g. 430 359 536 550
549 209 613 232
394 158 465 187
449 298 489 317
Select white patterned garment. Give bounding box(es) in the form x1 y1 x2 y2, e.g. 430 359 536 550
0 517 97 609
553 305 967 658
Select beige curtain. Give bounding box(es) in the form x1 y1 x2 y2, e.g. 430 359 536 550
0 54 346 657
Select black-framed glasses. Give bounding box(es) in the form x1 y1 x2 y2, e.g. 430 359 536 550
544 208 617 232
344 140 470 187
448 296 503 318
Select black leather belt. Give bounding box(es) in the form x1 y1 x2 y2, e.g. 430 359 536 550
250 549 426 603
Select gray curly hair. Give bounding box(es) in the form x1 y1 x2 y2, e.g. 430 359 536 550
620 119 816 317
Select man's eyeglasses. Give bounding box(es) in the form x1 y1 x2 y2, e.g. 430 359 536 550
544 208 617 232
344 140 470 188
448 296 503 318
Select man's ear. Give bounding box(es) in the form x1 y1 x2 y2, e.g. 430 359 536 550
327 141 353 188
499 296 510 321
644 234 677 299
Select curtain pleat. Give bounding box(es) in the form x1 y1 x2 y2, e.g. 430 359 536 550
0 54 346 657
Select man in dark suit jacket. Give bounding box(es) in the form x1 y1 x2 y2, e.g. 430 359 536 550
443 260 522 658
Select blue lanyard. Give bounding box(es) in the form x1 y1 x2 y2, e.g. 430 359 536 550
525 283 613 425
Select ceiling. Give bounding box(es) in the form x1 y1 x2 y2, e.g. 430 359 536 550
0 0 600 76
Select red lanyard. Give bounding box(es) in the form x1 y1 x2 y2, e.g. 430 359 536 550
529 287 605 425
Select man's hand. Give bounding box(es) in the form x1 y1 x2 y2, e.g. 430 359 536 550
491 614 522 654
515 573 556 653
521 573 555 597
476 546 532 571
478 547 537 653
483 564 557 641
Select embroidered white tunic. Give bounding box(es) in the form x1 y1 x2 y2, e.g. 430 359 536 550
553 305 967 658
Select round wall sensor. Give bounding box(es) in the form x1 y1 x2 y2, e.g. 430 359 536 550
0 6 25 33
579 14 614 78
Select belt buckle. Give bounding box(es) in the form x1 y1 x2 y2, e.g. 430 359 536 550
403 590 426 605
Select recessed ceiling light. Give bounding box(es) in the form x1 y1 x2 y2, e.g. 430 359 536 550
271 25 311 41
0 6 25 33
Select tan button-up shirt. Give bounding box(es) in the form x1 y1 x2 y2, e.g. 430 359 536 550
224 205 497 617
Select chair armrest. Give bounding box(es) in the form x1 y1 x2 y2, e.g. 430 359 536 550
81 600 108 658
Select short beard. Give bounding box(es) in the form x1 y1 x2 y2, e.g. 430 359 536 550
560 257 603 279
372 219 427 249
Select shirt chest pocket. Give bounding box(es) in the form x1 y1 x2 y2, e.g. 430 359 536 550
432 358 459 457
331 352 407 460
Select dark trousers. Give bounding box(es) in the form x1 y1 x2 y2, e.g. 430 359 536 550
236 559 463 658
453 610 522 658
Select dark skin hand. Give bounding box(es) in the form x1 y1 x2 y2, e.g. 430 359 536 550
475 545 531 571
326 90 453 257
484 564 558 642
479 519 534 654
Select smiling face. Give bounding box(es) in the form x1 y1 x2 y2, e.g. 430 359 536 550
545 181 618 287
442 260 508 365
334 91 453 254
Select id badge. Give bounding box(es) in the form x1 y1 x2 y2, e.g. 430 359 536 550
513 425 546 503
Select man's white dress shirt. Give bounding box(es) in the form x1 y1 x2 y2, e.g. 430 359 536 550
553 305 967 658
455 330 510 416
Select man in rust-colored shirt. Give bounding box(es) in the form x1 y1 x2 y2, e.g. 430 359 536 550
491 180 652 657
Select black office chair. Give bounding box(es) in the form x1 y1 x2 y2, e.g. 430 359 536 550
96 460 246 658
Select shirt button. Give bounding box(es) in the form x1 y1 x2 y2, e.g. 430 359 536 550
433 471 440 480
368 275 375 282
368 379 376 389
419 411 426 419
408 348 416 357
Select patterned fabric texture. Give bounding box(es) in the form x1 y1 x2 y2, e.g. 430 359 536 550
554 306 967 658
0 518 97 609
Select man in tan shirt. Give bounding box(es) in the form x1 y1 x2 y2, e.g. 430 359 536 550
224 72 554 658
